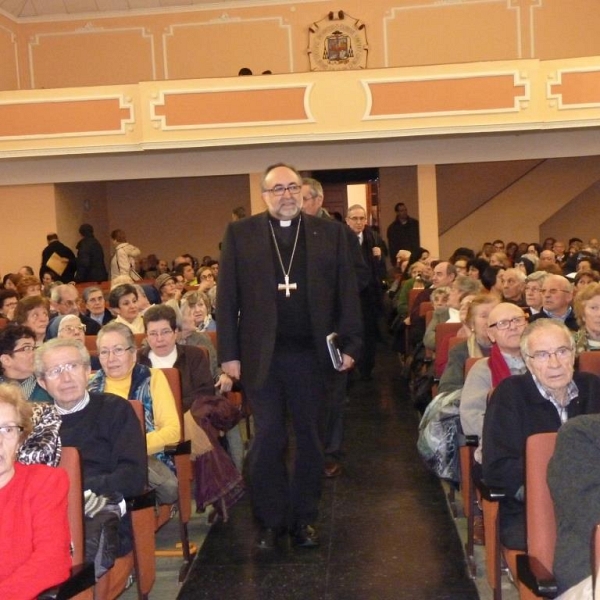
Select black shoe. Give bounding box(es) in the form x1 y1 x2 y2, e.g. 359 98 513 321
323 459 342 478
256 527 284 550
290 524 320 548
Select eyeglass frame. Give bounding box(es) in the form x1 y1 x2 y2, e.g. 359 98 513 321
263 183 302 197
97 346 134 359
524 346 574 363
11 343 36 355
42 361 87 380
488 316 527 330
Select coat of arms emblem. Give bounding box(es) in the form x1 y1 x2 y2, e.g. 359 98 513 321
308 11 368 71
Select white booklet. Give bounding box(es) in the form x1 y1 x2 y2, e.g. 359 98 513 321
326 333 344 371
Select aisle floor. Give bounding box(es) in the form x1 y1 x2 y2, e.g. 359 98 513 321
177 348 481 600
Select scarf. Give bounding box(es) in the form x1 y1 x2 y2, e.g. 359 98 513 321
489 343 511 388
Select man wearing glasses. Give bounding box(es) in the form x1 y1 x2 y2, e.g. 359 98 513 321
529 274 578 331
482 318 600 551
34 338 146 558
47 283 101 338
218 163 362 550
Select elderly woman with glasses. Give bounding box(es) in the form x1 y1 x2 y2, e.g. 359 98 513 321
88 321 180 505
0 324 52 402
0 383 71 598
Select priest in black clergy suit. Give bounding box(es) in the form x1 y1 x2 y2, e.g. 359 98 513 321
217 163 362 550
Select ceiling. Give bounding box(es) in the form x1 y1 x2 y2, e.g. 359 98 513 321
0 0 267 20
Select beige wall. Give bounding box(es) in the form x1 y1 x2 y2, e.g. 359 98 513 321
540 181 600 246
1 1 600 90
105 175 251 264
0 184 56 277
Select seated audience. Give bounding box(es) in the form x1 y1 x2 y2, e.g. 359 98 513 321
14 296 50 346
108 284 144 334
430 286 449 311
83 286 114 327
156 259 169 275
34 339 147 563
155 273 180 303
539 249 557 270
88 322 180 504
183 290 216 332
467 257 492 281
0 383 70 598
527 242 542 257
0 324 52 402
547 414 600 599
482 319 600 550
2 273 20 292
40 270 56 297
490 252 510 269
573 270 599 295
174 262 197 287
196 266 217 310
423 276 483 351
524 271 546 316
437 294 499 393
501 267 526 306
137 305 243 513
573 282 600 355
460 302 528 464
47 284 101 338
16 276 42 299
481 265 504 298
530 274 578 331
0 289 18 321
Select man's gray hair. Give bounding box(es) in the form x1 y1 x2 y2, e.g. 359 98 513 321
50 283 76 304
302 177 323 198
519 318 575 360
82 286 103 303
34 338 90 378
97 321 135 350
347 204 366 216
503 268 526 283
526 271 547 285
454 275 483 296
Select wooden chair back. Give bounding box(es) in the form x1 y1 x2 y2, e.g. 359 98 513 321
578 351 600 376
419 301 433 318
525 432 557 574
408 287 422 313
59 447 94 600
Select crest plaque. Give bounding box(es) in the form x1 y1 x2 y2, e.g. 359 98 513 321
308 11 368 71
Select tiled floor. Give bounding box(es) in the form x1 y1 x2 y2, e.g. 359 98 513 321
177 348 481 600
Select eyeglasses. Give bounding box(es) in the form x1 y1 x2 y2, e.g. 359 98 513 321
200 273 214 280
348 216 367 222
263 184 302 196
59 299 79 307
147 329 174 339
525 346 573 363
302 195 317 202
60 325 86 335
0 425 23 440
98 346 133 358
488 316 527 330
12 344 35 355
43 361 85 380
541 288 571 295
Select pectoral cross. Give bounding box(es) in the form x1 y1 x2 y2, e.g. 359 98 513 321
278 275 298 297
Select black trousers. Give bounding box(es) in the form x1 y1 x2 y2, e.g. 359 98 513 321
245 346 326 529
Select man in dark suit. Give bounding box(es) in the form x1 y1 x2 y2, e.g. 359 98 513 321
346 204 387 380
217 163 362 550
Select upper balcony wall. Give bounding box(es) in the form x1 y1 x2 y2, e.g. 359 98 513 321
1 55 600 159
1 0 600 91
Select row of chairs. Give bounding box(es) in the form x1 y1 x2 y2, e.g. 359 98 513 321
457 351 600 599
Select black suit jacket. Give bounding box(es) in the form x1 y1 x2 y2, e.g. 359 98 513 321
217 211 362 389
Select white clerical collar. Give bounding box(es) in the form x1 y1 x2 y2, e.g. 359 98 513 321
280 220 291 227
